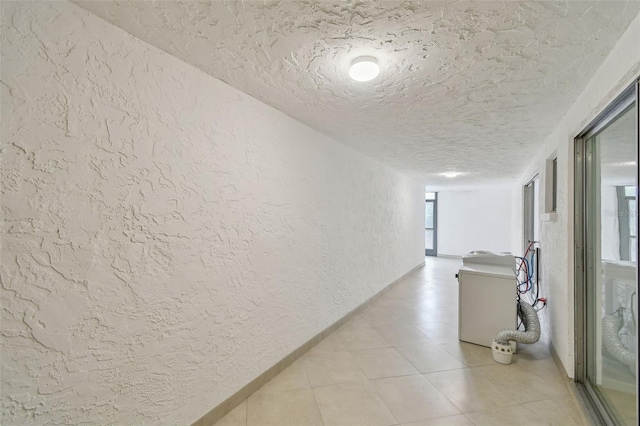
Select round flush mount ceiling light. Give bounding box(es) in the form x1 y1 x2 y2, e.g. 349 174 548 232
349 56 380 82
442 172 461 178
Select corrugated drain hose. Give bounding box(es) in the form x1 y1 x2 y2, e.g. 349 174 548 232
492 301 540 364
602 314 636 374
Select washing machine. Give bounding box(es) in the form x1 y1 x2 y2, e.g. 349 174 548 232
457 251 518 347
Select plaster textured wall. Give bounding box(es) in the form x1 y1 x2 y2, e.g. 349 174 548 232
0 2 424 424
437 188 512 257
511 10 640 378
74 0 640 189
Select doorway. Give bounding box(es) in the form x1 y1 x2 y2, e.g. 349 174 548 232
575 80 638 425
425 192 437 256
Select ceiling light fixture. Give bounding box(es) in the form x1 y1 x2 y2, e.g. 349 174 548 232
349 56 380 82
442 172 460 178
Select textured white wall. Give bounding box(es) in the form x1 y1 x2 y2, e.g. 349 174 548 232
437 188 512 257
0 2 424 424
511 10 640 378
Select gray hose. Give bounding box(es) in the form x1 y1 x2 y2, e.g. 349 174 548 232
494 301 541 345
602 314 636 368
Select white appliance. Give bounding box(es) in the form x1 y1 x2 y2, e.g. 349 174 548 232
458 251 518 347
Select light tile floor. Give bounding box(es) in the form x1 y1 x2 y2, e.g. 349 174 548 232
214 257 586 426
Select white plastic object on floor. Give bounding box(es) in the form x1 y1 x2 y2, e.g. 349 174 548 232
492 339 514 364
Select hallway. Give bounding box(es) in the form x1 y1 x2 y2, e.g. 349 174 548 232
213 257 584 426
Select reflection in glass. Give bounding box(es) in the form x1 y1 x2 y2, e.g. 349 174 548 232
629 200 637 237
587 103 637 425
625 186 636 197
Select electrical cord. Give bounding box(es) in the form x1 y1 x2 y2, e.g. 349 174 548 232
531 251 541 307
515 256 530 293
517 242 546 312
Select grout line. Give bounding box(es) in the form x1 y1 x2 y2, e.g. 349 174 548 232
366 376 401 426
392 344 430 374
361 371 422 381
308 384 326 426
463 412 478 425
308 379 372 390
420 373 470 417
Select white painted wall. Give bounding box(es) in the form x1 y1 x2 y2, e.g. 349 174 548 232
437 188 512 257
0 2 424 424
511 10 640 378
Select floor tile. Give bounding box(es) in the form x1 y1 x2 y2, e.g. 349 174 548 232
336 325 391 350
393 309 443 326
372 325 431 346
437 341 496 367
442 320 459 329
313 381 397 426
372 298 416 311
352 347 419 379
508 357 559 378
400 414 474 426
246 388 323 426
521 397 586 425
413 321 460 344
358 304 398 319
213 400 246 426
254 359 310 395
307 332 349 354
471 364 568 404
464 405 542 425
424 368 518 413
395 342 467 373
338 315 374 333
302 350 368 387
372 374 461 423
359 308 405 328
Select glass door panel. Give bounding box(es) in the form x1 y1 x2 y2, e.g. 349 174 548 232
425 192 437 256
425 229 434 250
584 101 637 425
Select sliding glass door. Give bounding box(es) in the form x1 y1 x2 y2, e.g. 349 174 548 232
576 81 638 425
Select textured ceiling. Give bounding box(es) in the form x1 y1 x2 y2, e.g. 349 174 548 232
75 0 640 189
